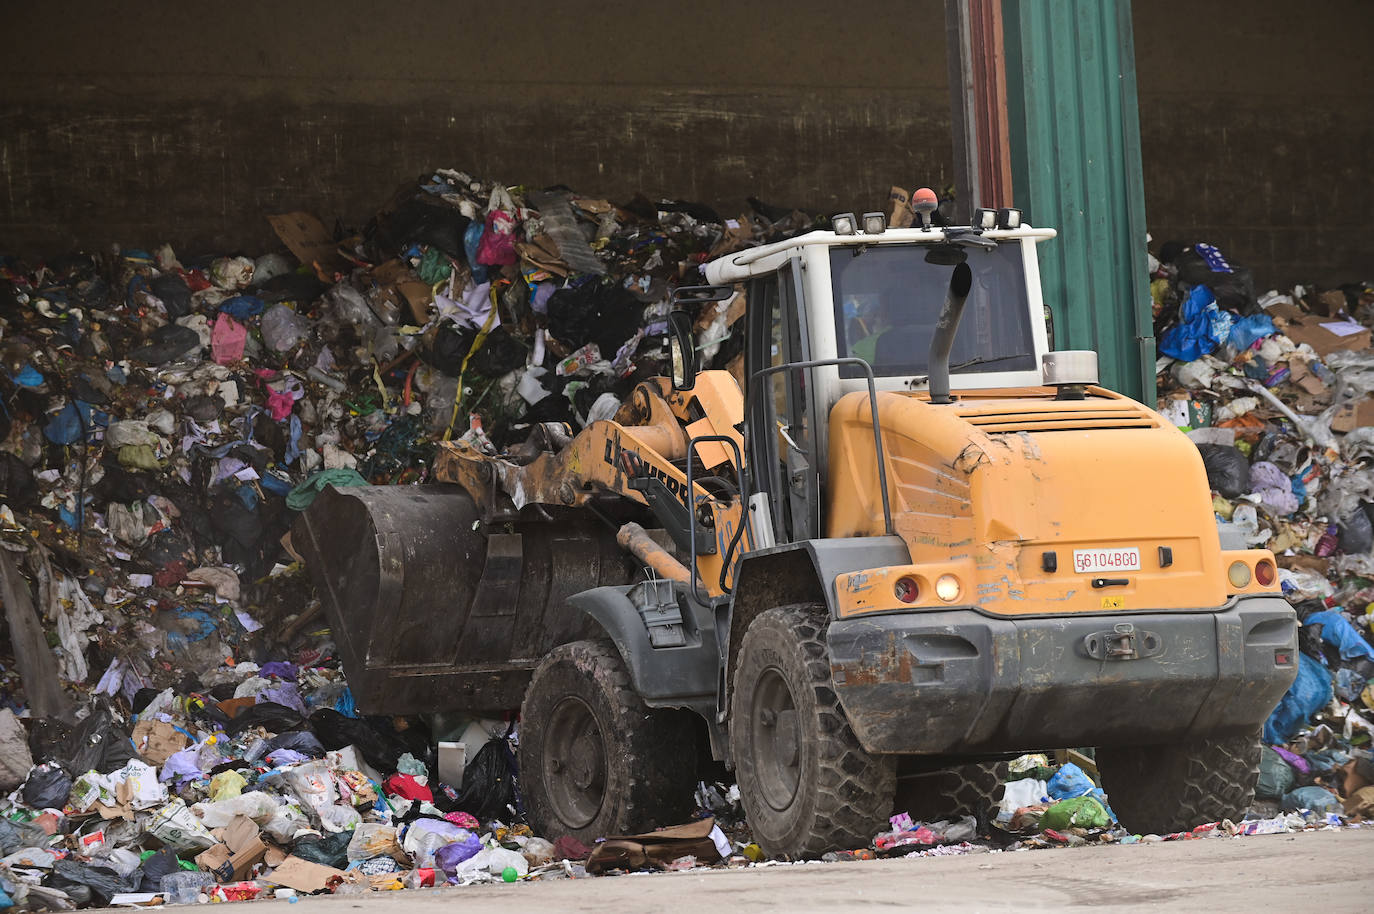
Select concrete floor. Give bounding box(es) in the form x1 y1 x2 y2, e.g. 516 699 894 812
281 827 1374 913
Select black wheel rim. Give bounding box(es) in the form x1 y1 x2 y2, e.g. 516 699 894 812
752 667 801 812
544 695 607 829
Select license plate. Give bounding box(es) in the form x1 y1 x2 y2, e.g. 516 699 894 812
1073 548 1141 574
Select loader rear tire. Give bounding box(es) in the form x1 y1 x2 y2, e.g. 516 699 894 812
896 761 1008 823
730 605 896 859
519 640 697 844
1096 731 1262 834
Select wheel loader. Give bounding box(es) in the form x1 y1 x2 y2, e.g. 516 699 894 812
294 195 1299 858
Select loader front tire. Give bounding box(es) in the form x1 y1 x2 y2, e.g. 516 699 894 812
520 640 696 844
1096 731 1262 834
730 605 896 859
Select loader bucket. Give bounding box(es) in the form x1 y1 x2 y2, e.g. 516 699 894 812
293 484 634 715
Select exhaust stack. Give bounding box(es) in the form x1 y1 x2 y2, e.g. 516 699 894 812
927 261 974 405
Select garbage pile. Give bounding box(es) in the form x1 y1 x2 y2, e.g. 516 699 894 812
1150 237 1374 826
0 169 824 905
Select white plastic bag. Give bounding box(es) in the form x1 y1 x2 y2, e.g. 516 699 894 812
996 778 1048 823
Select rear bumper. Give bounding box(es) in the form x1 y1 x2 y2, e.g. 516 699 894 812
827 597 1298 755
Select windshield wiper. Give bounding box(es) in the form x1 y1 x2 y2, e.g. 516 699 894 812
909 353 1033 386
949 353 1032 372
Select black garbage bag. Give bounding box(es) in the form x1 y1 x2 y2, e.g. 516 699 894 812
308 710 413 772
427 324 528 380
148 272 192 320
217 701 308 737
1172 246 1259 315
1339 504 1374 555
21 764 72 809
1195 443 1250 498
64 707 135 774
0 453 37 508
137 849 183 892
265 730 326 758
129 323 201 364
290 830 353 868
368 196 471 261
44 881 92 908
457 738 518 821
0 817 49 854
254 271 328 304
546 280 644 356
51 858 138 906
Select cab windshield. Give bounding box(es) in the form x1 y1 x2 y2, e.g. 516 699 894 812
831 241 1036 379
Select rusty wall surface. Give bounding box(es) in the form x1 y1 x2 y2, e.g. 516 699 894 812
0 0 952 257
1 0 1371 287
1133 0 1374 287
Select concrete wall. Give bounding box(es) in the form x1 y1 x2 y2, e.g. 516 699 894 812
2 1 1370 287
1133 0 1374 286
0 0 951 258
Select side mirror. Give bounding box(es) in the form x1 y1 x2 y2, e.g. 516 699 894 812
670 284 735 307
668 310 698 391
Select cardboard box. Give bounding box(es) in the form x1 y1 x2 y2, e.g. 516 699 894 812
267 212 347 273
197 815 270 882
268 856 345 893
1331 396 1374 433
1264 301 1371 356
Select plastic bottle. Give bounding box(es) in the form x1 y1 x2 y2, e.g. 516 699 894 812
1315 521 1339 557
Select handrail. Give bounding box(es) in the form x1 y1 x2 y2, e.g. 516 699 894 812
748 357 894 538
684 433 749 606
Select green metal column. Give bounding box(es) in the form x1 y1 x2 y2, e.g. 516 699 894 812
1002 0 1154 401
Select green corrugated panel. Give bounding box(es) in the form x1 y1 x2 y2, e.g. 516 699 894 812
1002 0 1154 401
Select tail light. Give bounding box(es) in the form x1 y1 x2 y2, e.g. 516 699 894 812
894 577 919 603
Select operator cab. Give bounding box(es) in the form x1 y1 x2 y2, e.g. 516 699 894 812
700 196 1072 545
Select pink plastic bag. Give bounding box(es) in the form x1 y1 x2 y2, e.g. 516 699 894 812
210 313 246 364
475 210 518 266
265 388 295 420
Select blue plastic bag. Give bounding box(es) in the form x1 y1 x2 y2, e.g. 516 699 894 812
218 295 266 319
43 400 107 445
1227 313 1276 351
1047 762 1094 799
10 364 44 388
463 221 490 284
1160 286 1224 361
1046 762 1116 823
1280 785 1341 814
1303 610 1374 663
1264 652 1333 745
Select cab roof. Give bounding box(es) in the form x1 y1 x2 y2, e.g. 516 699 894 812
702 224 1057 284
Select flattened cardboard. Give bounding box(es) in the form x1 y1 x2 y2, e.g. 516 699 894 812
396 281 434 325
1287 359 1328 396
1266 304 1371 356
131 719 188 766
269 856 345 893
1314 289 1346 317
1331 396 1374 433
585 817 723 874
195 842 232 880
267 212 346 272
